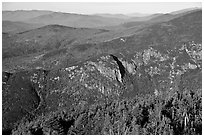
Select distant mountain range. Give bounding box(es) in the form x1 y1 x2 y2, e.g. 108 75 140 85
3 10 53 21
3 7 200 33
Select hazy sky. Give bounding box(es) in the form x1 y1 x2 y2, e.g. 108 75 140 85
2 2 202 14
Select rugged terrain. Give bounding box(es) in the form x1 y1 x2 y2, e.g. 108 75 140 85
2 9 202 135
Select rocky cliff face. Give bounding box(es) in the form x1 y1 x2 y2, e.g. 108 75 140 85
2 40 201 134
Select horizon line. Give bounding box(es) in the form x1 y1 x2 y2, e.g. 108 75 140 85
2 7 202 15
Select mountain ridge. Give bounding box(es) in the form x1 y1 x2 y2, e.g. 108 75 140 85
3 7 200 30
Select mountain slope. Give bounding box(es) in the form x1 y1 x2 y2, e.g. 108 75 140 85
2 24 109 61
2 21 44 33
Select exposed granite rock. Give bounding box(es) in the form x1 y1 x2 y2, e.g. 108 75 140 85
2 41 202 134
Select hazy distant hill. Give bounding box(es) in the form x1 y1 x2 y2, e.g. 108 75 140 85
127 13 162 22
149 8 201 23
3 10 126 28
2 8 199 30
170 7 201 14
23 12 126 28
106 8 201 31
93 13 131 19
126 12 150 17
3 10 127 28
2 10 53 21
